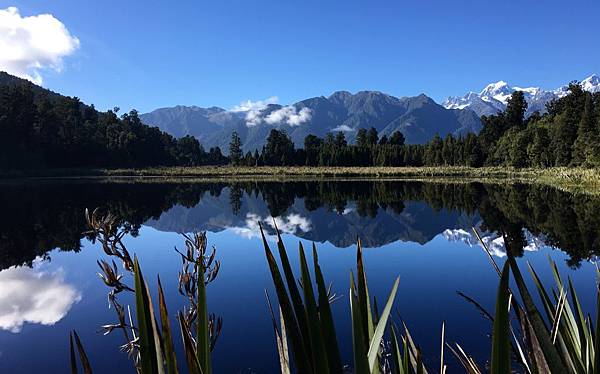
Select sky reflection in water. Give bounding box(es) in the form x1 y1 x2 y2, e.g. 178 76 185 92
0 180 598 373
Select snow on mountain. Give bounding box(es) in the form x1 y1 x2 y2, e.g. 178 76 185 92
444 74 600 117
442 227 547 257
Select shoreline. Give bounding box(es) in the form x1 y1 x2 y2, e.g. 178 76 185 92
1 166 599 195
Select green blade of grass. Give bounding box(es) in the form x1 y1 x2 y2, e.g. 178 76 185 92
133 257 161 374
312 243 343 373
260 224 311 373
350 272 370 374
390 325 404 374
569 277 592 355
158 276 178 374
274 226 312 361
490 261 511 374
367 277 400 372
298 242 330 373
266 291 291 374
507 253 568 373
356 239 375 348
178 311 203 374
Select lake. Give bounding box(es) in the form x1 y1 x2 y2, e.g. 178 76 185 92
0 179 598 373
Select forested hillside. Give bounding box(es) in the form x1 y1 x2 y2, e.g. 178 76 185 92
0 73 227 169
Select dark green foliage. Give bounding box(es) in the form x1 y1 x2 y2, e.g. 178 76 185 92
229 131 243 166
505 90 528 130
262 129 296 166
0 80 226 170
389 131 405 146
356 128 368 147
572 94 597 166
367 126 379 145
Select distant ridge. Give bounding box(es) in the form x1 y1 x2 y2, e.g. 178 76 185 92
141 91 482 152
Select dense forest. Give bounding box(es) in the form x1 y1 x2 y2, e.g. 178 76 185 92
0 74 227 169
1 72 599 169
231 84 600 168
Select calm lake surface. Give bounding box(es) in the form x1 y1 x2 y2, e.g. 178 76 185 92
0 179 598 373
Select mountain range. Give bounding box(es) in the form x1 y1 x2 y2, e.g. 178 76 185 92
141 75 599 152
443 74 600 117
140 92 482 153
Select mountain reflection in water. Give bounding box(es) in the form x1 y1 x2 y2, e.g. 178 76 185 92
1 179 599 270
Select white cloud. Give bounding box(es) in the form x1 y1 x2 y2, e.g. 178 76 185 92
0 261 81 333
267 213 312 234
227 213 263 239
227 212 312 239
231 96 279 126
265 106 312 126
332 124 355 132
231 97 312 127
0 7 80 85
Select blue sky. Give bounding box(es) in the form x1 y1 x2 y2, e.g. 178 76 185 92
2 0 599 113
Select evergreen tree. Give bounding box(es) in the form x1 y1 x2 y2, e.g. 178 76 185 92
334 131 347 147
356 128 368 147
389 131 405 146
572 94 596 166
425 134 443 165
304 134 323 166
551 112 576 166
509 130 529 168
505 91 528 130
229 131 243 166
441 134 455 165
367 127 379 145
263 129 295 165
527 126 550 167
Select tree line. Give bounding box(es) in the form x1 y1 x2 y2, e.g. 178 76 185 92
229 84 600 168
2 75 598 170
0 81 228 169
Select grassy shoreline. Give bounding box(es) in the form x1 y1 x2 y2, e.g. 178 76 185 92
2 166 599 194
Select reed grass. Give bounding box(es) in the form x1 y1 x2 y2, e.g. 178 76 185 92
69 211 600 373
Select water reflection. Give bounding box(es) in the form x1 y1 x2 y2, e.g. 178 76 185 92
0 259 81 332
0 179 598 373
443 228 547 257
1 180 599 269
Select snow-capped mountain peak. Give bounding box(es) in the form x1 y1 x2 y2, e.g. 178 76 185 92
581 74 600 93
443 74 600 117
479 80 514 104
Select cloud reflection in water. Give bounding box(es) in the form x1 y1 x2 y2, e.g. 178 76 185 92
0 261 81 333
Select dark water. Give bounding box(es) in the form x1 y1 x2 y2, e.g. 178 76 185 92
0 179 598 373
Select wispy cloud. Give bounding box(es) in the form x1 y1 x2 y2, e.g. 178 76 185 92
0 7 80 84
231 96 279 112
332 124 354 132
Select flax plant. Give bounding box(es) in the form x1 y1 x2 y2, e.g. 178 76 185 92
69 209 222 374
